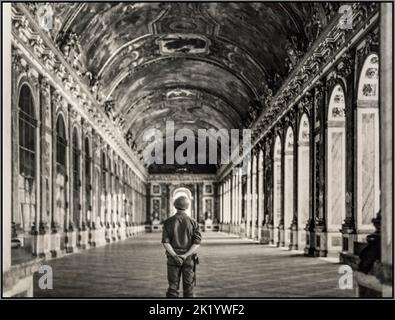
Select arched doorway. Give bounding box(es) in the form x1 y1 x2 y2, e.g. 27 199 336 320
297 114 310 249
284 127 294 248
326 84 346 253
356 53 380 233
273 135 282 246
172 187 193 216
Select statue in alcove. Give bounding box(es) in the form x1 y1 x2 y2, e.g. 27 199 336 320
152 211 161 226
204 211 213 230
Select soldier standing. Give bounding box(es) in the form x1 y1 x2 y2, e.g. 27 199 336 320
161 196 202 298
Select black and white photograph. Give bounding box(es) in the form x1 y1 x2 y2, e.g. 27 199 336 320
1 1 393 304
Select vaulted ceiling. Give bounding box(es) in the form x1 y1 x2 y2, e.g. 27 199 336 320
46 2 334 172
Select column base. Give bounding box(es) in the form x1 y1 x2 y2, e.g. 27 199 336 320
304 229 316 256
111 225 117 242
105 226 112 243
313 229 328 257
278 226 285 247
93 227 106 247
65 230 77 254
239 223 246 237
32 232 51 259
88 228 96 247
125 225 132 237
268 224 274 245
254 226 259 241
284 228 292 249
234 224 240 235
290 226 298 250
78 229 89 250
297 228 307 252
117 225 125 240
50 231 62 258
260 225 270 244
257 226 262 242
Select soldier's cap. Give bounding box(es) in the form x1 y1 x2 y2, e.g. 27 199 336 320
174 196 190 210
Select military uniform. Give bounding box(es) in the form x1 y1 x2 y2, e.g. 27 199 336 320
162 211 202 298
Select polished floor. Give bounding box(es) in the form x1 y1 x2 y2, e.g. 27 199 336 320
33 232 356 298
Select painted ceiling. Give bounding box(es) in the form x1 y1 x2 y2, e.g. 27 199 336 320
38 2 336 172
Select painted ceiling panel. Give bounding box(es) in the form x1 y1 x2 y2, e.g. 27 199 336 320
29 2 339 171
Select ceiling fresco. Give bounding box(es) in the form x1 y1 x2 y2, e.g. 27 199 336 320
26 2 340 172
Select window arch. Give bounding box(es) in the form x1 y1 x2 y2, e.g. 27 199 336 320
17 84 37 233
358 53 379 102
328 84 346 121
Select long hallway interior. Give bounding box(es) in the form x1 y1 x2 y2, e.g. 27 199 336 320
3 2 392 299
34 232 354 298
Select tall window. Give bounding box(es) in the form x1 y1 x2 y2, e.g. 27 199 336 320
101 152 107 193
72 128 81 229
56 115 67 231
101 152 107 224
297 114 310 249
17 84 37 232
284 127 294 247
273 135 282 246
85 138 91 226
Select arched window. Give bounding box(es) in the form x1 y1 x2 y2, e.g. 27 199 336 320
101 151 107 225
17 84 37 232
56 115 67 167
55 114 67 230
108 157 112 196
284 127 294 247
297 114 310 249
251 153 258 237
258 150 264 230
72 128 81 228
101 152 107 193
273 135 282 246
84 138 91 226
19 84 36 177
357 53 380 230
244 156 252 228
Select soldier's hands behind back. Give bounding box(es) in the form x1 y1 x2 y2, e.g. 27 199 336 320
173 255 184 266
